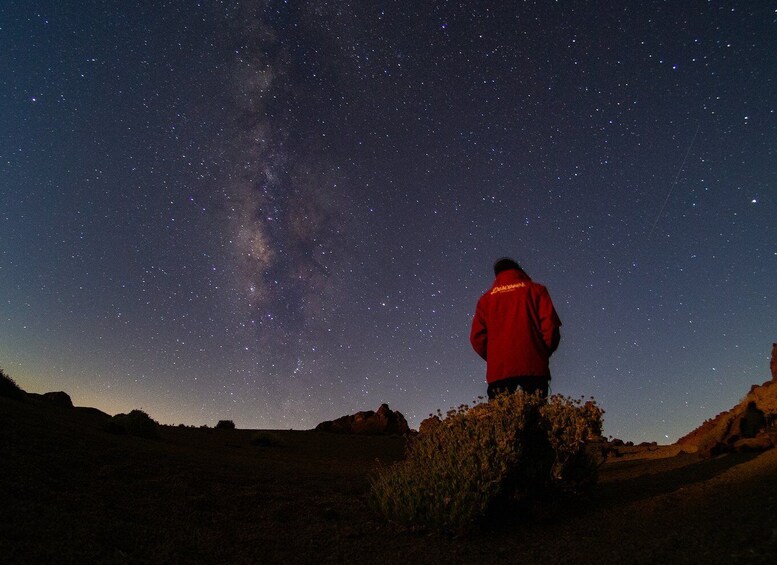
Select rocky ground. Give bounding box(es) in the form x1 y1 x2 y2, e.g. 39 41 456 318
2 390 777 564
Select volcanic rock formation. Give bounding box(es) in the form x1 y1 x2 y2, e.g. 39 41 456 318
771 342 777 382
315 404 410 435
677 379 777 457
28 391 74 408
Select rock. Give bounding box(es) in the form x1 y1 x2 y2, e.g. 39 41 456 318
74 406 111 419
771 343 777 382
676 344 777 457
29 391 73 408
733 435 774 453
677 378 777 457
708 442 730 457
315 404 410 435
739 401 766 438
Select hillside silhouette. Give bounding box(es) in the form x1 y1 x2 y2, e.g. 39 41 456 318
2 367 777 563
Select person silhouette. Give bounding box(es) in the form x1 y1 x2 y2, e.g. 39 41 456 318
470 258 562 399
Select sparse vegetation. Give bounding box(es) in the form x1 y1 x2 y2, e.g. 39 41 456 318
0 368 26 401
105 409 160 439
4 379 777 563
369 391 604 532
216 419 236 430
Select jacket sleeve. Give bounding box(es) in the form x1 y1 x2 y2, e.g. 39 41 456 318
538 287 562 354
470 297 488 360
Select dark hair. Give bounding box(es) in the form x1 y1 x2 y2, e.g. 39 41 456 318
493 257 522 275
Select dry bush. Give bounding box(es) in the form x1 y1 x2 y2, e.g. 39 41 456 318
369 391 604 532
541 396 604 485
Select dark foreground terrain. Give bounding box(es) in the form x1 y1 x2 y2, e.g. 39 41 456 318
2 396 777 564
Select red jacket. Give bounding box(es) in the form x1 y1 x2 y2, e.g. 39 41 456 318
470 269 561 384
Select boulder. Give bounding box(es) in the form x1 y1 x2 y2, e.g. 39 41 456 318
29 391 73 408
315 404 410 435
739 401 766 438
732 435 774 453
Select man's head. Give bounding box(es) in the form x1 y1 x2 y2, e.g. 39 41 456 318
493 257 522 275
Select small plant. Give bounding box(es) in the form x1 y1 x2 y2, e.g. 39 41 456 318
216 419 236 430
369 391 604 532
0 368 26 401
105 409 160 439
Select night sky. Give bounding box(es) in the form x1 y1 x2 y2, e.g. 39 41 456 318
2 1 775 442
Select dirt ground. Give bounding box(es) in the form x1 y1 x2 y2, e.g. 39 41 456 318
2 396 777 564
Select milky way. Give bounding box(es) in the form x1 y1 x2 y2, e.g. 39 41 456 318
2 1 775 441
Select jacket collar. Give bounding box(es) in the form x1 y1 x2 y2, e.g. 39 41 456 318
494 269 530 285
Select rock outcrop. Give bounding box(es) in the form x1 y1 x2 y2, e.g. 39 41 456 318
315 404 410 435
29 391 74 408
677 380 777 457
771 342 777 382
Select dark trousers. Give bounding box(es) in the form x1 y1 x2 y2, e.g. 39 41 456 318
487 376 549 400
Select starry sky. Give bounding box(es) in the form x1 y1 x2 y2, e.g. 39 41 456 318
2 1 775 442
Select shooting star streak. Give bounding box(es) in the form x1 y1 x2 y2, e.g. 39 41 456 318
647 123 701 239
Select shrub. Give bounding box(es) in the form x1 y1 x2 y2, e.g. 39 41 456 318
215 419 236 430
540 396 604 485
369 391 604 532
106 409 160 439
0 368 26 401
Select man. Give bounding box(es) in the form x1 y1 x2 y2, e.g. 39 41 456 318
470 257 562 399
